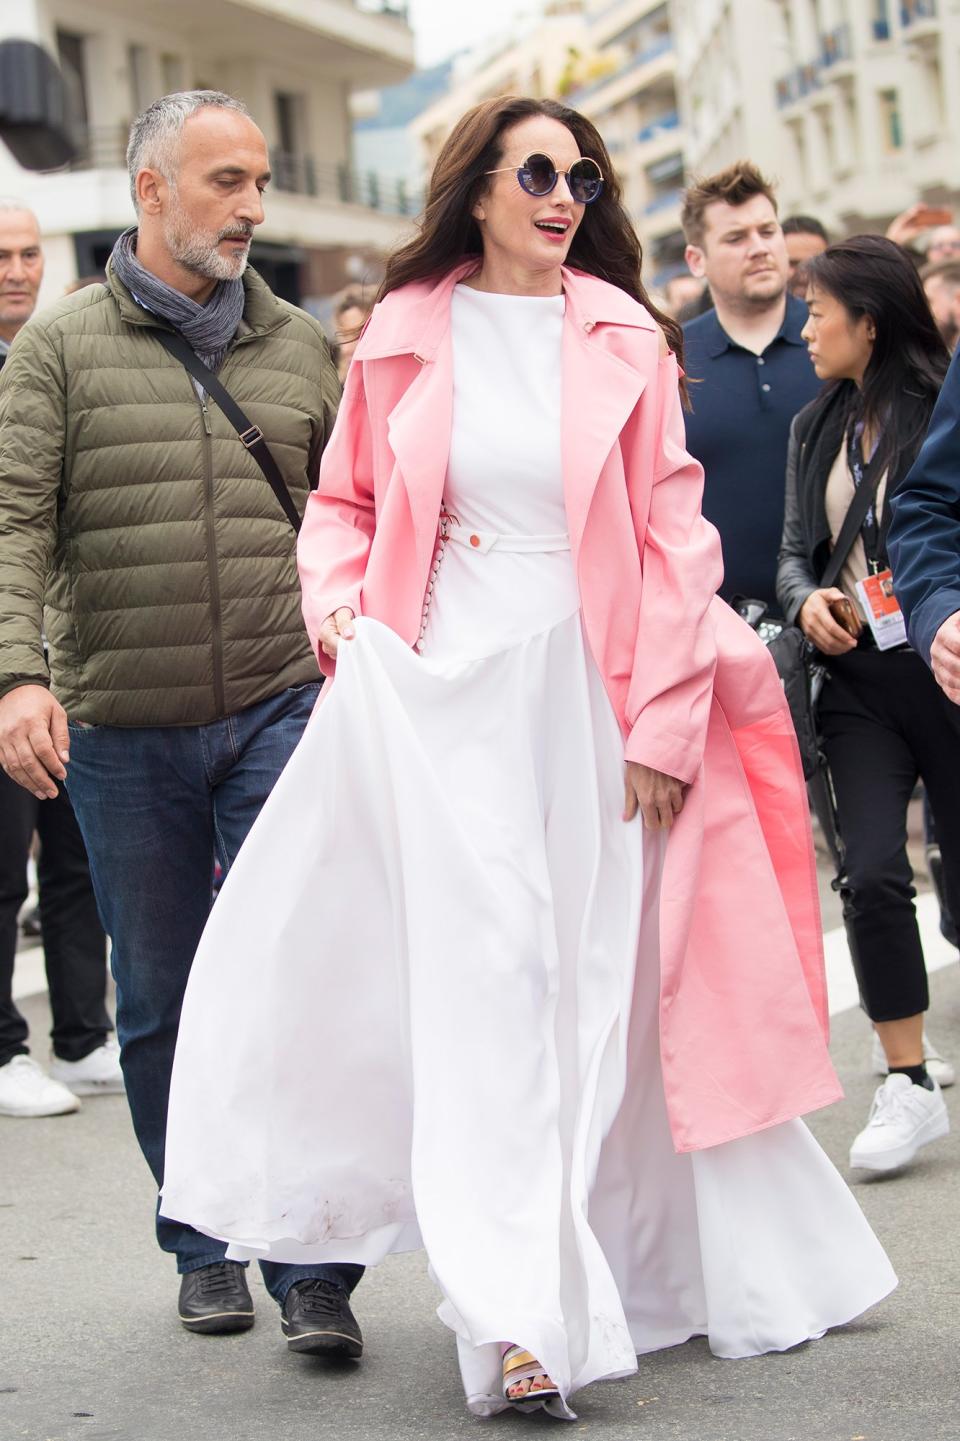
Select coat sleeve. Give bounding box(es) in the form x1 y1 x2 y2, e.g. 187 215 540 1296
623 350 724 785
776 415 819 624
887 351 960 666
297 358 376 676
0 320 66 699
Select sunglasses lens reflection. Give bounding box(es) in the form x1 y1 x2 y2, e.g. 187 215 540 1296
518 154 556 196
568 159 603 204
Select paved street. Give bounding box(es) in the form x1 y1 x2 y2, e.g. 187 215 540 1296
2 885 958 1441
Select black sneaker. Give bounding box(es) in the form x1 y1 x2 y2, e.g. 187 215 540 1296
178 1261 255 1334
280 1279 363 1358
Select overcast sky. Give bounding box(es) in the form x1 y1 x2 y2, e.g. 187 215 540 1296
407 0 546 66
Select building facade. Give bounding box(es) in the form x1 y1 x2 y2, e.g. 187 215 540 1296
409 2 587 182
671 0 960 236
0 0 415 308
569 0 685 281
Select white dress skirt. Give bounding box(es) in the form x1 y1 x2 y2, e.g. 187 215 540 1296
161 286 896 1419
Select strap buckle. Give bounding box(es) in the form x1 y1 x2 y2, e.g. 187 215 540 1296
239 424 263 450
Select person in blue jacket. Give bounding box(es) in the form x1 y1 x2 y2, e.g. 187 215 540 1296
889 348 960 705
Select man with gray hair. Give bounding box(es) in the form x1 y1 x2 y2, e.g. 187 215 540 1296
0 93 364 1352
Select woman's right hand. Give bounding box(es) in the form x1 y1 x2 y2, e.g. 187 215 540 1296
797 588 858 655
318 608 356 660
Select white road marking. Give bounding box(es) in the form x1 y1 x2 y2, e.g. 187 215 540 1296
13 895 957 1019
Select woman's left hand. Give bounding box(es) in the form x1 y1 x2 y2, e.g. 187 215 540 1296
623 762 686 829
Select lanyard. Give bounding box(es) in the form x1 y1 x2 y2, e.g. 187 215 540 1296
846 423 884 572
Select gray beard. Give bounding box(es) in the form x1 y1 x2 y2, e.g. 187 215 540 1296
163 202 252 283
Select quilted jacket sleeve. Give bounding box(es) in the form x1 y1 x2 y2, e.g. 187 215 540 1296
297 358 376 676
0 320 66 699
623 348 723 785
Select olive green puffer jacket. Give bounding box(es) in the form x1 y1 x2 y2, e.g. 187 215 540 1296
0 262 340 725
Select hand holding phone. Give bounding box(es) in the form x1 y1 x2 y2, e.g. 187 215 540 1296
828 595 863 639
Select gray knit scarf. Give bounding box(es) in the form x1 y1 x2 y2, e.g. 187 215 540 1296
111 227 245 372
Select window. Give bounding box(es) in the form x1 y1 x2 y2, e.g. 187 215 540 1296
161 54 184 94
275 92 304 156
879 88 903 150
56 29 89 127
128 45 152 115
274 93 312 194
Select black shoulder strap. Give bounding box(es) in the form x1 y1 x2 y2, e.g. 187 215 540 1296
820 461 883 591
153 328 301 534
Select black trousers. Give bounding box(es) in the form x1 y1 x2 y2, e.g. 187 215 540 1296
819 647 960 1022
0 769 110 1065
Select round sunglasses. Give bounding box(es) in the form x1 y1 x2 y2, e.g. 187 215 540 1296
485 152 604 205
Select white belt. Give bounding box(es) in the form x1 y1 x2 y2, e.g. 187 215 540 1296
442 520 570 554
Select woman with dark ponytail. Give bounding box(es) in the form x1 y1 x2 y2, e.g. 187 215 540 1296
778 234 955 1176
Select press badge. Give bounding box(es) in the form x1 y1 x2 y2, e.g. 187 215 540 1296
855 569 907 650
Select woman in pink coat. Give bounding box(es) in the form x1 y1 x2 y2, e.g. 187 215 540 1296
161 97 895 1419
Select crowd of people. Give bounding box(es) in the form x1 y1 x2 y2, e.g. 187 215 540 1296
0 86 957 1421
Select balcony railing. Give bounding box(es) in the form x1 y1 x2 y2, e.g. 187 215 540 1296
775 61 822 109
272 150 420 214
354 0 410 18
775 24 854 108
57 127 421 216
901 0 937 24
570 35 674 104
636 110 679 143
820 22 853 65
772 23 853 110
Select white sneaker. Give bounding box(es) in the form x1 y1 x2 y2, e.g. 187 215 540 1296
50 1039 125 1096
850 1073 949 1173
0 1055 81 1117
870 1029 956 1088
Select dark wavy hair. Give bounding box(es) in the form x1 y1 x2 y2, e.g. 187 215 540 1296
805 234 949 475
378 95 683 374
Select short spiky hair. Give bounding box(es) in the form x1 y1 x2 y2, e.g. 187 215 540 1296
681 160 778 248
126 90 250 209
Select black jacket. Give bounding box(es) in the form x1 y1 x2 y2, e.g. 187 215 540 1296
776 382 933 625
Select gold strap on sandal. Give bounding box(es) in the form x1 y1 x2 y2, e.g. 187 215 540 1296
503 1348 538 1378
501 1343 560 1407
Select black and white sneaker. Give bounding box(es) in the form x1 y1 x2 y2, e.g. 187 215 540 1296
280 1279 363 1358
178 1261 255 1334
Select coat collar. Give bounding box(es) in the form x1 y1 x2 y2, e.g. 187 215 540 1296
354 262 658 362
699 292 809 360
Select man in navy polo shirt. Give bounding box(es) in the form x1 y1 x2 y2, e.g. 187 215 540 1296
681 161 821 616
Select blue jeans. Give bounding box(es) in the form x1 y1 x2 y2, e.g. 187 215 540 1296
65 684 363 1305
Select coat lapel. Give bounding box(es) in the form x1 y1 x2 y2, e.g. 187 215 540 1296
360 263 654 574
560 318 649 558
385 330 454 579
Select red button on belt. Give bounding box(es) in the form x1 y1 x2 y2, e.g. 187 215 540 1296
470 534 481 547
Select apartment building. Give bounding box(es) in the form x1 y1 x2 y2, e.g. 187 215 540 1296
671 0 960 236
410 2 587 178
570 0 686 281
0 0 415 308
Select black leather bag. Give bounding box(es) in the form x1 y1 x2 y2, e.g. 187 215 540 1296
764 622 825 781
739 455 884 781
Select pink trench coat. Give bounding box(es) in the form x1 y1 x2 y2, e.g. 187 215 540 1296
297 262 842 1154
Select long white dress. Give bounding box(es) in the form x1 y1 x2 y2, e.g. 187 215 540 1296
161 285 896 1419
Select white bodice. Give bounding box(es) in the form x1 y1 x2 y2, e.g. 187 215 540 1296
445 284 566 535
